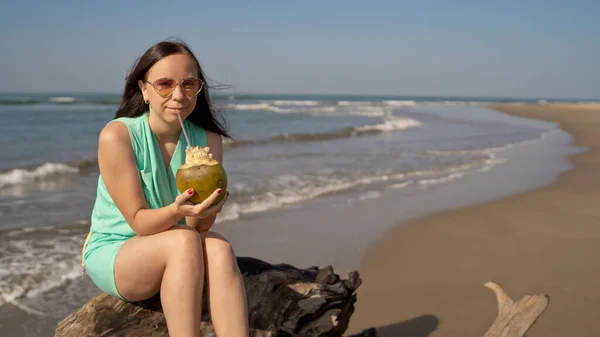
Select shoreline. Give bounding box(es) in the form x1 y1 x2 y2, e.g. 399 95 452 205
346 103 600 337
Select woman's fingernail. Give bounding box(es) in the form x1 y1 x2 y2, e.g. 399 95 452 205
217 189 222 194
226 191 229 196
188 189 194 194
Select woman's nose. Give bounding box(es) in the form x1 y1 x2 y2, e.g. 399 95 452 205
171 84 186 100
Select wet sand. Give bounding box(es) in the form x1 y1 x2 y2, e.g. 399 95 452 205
347 103 600 337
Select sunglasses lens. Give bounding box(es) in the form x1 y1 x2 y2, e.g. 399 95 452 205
150 78 203 97
182 79 202 97
152 79 177 97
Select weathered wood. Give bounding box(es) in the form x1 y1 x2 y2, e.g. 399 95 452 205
54 256 362 337
482 281 550 337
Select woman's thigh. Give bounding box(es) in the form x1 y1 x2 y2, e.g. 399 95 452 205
85 240 128 301
113 225 203 302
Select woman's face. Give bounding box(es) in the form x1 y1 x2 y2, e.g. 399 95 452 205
139 53 202 124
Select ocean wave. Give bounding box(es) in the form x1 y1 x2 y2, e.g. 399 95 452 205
0 223 88 310
337 101 374 106
382 100 417 107
0 96 120 106
417 172 465 185
0 163 80 188
337 100 416 107
270 100 320 106
423 128 559 157
218 174 390 221
227 103 337 115
229 103 280 112
49 96 77 104
216 156 500 222
227 99 423 118
356 116 422 132
226 116 422 148
346 106 389 117
0 98 41 105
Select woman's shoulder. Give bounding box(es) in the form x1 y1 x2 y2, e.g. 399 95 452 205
100 110 144 137
205 130 224 161
101 113 148 141
205 130 222 147
98 119 132 149
110 112 148 128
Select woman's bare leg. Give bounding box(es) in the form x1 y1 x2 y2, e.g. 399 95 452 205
114 225 204 337
201 231 249 337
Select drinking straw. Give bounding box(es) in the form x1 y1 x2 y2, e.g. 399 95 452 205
176 112 191 149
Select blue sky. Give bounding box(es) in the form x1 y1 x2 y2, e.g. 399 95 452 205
1 0 598 99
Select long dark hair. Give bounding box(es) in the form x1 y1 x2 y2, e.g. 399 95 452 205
114 39 230 139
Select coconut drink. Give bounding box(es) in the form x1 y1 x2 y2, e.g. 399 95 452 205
176 146 227 205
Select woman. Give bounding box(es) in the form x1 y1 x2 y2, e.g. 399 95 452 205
81 40 249 337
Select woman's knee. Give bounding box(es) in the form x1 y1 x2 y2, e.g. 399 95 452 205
168 225 204 256
200 231 236 264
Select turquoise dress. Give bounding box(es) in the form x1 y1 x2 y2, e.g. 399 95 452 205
81 112 207 301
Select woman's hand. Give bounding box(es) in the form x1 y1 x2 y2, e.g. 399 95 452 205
172 187 229 219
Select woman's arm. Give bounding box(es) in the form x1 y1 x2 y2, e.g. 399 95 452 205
98 122 184 236
186 131 225 232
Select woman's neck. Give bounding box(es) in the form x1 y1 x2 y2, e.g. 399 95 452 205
148 110 181 143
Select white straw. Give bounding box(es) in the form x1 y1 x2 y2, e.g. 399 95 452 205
176 112 191 149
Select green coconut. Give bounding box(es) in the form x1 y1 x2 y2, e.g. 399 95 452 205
175 146 227 205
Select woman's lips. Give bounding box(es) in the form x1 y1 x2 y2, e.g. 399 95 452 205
169 107 186 113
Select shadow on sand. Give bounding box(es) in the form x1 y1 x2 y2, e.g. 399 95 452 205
349 314 440 337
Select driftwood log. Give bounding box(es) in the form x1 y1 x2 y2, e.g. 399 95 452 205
55 256 361 337
54 257 549 337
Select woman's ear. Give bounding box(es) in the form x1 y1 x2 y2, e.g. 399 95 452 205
138 80 148 102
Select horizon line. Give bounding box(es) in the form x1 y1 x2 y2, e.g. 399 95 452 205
1 91 599 102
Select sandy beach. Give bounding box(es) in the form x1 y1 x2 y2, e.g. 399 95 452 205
347 103 600 337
